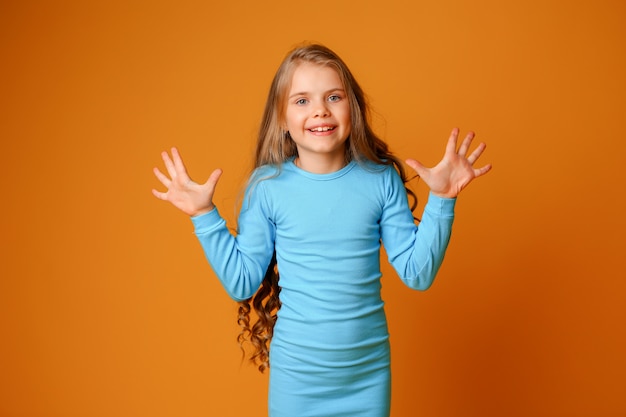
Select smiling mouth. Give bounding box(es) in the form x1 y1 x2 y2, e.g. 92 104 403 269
308 126 335 132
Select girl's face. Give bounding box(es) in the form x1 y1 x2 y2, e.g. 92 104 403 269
283 62 351 173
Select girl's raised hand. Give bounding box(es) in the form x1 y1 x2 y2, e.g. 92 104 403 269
406 128 492 198
152 147 223 217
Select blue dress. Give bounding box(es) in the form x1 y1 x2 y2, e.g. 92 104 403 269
191 159 455 417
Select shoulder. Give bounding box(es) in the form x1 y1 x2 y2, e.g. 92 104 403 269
353 159 401 183
244 161 297 201
249 163 282 183
247 161 294 188
352 160 407 206
241 164 282 208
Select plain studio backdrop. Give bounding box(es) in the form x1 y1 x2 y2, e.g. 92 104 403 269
1 1 624 416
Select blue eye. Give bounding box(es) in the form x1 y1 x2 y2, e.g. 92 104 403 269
295 98 308 105
328 95 341 102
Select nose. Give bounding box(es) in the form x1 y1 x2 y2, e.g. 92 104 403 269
312 100 330 118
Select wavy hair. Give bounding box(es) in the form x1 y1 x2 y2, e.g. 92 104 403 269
237 43 419 373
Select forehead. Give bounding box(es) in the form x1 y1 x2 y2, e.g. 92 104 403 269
288 62 344 93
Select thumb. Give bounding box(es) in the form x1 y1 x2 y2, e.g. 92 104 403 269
405 158 427 177
204 168 223 189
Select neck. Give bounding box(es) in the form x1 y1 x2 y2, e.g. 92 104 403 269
294 153 348 174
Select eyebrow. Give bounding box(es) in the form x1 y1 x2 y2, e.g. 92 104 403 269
288 88 345 100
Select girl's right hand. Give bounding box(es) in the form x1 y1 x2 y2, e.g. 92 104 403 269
152 147 223 217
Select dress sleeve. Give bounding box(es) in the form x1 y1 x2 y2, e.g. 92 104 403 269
190 180 276 301
379 167 456 290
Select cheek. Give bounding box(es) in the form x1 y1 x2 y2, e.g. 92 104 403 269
283 110 296 129
342 107 353 128
287 111 307 128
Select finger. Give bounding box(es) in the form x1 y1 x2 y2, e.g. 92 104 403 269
457 131 475 156
151 188 168 200
171 147 190 178
205 168 223 188
473 163 493 178
153 166 172 188
405 158 427 178
467 142 486 164
445 128 460 155
161 151 177 179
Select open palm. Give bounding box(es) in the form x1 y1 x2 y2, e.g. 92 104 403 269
152 147 223 217
406 128 492 198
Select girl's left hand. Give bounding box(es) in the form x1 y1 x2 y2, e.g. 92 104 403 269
406 128 492 198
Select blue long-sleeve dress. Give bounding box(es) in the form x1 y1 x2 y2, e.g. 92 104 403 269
191 159 455 417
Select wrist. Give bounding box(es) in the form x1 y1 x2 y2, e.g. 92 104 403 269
431 192 456 199
430 190 457 200
190 204 215 217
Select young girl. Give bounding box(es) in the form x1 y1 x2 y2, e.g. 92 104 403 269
152 44 491 417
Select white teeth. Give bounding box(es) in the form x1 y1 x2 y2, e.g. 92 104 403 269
309 126 334 132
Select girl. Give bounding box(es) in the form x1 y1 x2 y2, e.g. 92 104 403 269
152 44 491 417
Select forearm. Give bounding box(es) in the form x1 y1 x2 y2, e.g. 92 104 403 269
191 208 269 301
390 193 456 290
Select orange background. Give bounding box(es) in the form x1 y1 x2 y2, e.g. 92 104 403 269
1 1 625 416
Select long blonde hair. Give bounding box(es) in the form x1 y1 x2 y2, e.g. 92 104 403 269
237 43 418 373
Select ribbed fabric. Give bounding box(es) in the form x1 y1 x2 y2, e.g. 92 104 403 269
191 159 455 417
